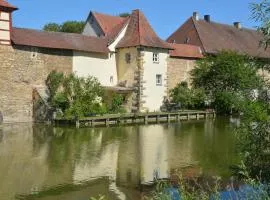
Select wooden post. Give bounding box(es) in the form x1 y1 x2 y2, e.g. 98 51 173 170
187 114 190 120
156 115 160 123
76 120 80 128
105 118 109 127
92 120 95 127
196 113 200 120
167 114 170 123
144 116 148 124
177 114 180 122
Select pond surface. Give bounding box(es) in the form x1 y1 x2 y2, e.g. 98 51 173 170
0 117 239 200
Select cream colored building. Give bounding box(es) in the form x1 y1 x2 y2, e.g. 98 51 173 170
0 0 202 122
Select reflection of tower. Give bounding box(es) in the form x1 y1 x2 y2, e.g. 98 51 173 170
116 126 141 188
139 125 169 184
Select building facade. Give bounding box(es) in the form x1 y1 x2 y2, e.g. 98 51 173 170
0 0 202 123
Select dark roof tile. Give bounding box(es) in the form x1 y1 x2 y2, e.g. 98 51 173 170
11 27 109 53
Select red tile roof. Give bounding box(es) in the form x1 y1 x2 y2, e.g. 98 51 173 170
11 27 109 53
167 17 270 59
0 0 17 11
116 9 171 49
107 16 130 44
92 12 126 36
169 43 203 58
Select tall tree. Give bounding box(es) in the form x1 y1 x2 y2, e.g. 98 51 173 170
191 51 264 113
251 0 270 49
43 21 85 33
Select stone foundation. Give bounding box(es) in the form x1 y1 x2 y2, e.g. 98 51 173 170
0 45 72 123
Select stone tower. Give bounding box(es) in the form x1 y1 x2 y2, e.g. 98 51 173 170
0 0 17 45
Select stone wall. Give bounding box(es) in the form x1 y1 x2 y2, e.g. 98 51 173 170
167 57 198 90
0 45 72 123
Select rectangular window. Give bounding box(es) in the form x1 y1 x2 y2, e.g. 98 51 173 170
125 53 131 63
153 53 159 63
156 74 162 86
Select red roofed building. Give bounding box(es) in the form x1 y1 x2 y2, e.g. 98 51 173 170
0 1 203 122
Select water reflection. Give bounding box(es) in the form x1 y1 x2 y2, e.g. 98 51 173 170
0 118 239 200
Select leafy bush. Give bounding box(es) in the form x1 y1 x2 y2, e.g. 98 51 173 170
46 71 107 118
170 82 206 109
109 93 126 113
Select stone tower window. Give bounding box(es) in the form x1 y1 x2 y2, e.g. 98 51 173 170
125 53 131 64
156 74 162 86
153 53 159 63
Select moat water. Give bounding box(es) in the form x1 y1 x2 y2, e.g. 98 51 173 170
0 117 239 200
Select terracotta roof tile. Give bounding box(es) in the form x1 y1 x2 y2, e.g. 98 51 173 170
0 0 17 11
107 16 130 44
11 27 109 53
194 19 270 58
168 17 270 59
116 9 171 49
169 43 203 58
93 12 126 36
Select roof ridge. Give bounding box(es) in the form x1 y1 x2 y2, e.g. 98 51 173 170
192 17 206 52
13 27 107 41
92 11 126 19
137 10 141 46
198 19 258 33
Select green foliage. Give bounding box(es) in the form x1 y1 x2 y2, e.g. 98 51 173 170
109 93 126 113
118 12 130 17
46 71 107 118
43 21 85 33
61 21 85 33
251 0 270 49
170 82 206 109
191 51 264 114
89 195 106 200
235 99 270 182
43 23 61 32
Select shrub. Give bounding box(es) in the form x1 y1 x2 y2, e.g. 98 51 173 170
170 82 206 109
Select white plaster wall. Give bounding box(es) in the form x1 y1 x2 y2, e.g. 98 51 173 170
139 125 168 184
0 21 9 30
0 30 10 40
73 51 118 86
0 12 9 20
142 48 168 111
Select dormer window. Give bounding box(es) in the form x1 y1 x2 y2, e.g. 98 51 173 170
153 53 159 63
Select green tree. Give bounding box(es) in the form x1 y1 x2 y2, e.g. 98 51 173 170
251 0 270 49
43 21 85 33
170 82 206 109
118 13 130 17
191 51 264 114
43 23 61 32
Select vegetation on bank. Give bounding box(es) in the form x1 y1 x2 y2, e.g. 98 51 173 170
46 71 125 118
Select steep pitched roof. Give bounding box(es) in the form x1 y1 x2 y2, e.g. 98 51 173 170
169 43 203 58
168 17 270 59
116 9 171 49
0 0 17 11
92 12 126 36
11 27 109 53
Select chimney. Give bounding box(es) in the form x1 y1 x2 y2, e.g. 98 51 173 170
0 0 18 45
204 15 210 22
193 12 199 21
233 22 242 29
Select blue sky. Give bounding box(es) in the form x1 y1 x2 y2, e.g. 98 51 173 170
9 0 260 39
